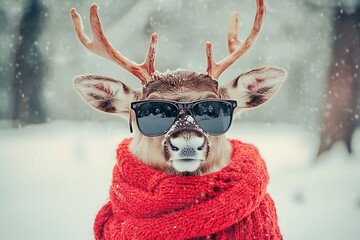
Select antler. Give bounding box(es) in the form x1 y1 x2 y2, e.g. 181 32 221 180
70 3 159 84
205 0 266 79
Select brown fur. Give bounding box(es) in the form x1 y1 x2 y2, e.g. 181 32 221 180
143 71 219 100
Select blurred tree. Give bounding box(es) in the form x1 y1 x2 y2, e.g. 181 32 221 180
0 8 8 119
11 0 47 125
318 4 360 156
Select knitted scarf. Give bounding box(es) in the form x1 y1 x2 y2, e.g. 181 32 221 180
94 139 282 240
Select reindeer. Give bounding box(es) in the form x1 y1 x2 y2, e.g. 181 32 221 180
70 0 286 176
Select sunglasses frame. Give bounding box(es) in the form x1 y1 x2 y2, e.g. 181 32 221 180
130 99 237 137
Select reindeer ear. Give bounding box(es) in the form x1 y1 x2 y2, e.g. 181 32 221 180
220 67 287 109
73 75 139 115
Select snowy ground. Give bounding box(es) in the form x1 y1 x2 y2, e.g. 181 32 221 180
0 120 359 240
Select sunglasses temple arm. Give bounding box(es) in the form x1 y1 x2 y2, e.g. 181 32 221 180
129 112 133 133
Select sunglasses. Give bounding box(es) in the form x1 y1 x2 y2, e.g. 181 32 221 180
130 99 237 137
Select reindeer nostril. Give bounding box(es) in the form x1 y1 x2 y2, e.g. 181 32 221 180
171 146 179 151
169 141 179 151
197 142 205 151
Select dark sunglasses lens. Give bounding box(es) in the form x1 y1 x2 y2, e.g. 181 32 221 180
192 101 233 135
135 102 178 136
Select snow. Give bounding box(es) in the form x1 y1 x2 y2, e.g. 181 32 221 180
1 120 359 240
1 1 360 238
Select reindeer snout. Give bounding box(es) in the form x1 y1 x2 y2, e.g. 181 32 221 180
163 112 210 173
168 134 206 158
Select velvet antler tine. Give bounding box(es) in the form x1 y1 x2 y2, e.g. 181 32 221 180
88 4 116 58
70 8 91 47
227 13 241 54
205 41 215 76
70 4 159 84
204 0 266 80
143 33 158 77
88 4 110 50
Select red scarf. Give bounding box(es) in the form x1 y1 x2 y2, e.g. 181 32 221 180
94 139 282 239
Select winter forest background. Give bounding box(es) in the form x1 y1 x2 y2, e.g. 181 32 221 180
0 0 360 239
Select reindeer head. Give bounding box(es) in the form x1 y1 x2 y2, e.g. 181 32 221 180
70 0 286 175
